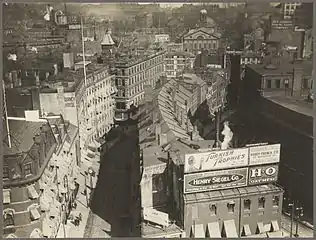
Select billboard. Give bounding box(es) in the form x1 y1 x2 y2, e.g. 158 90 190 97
271 19 293 30
249 144 281 166
184 168 248 194
184 148 248 173
248 164 279 186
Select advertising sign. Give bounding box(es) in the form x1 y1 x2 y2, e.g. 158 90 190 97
68 24 81 30
249 144 281 166
271 19 293 30
184 168 248 194
143 208 169 227
184 148 248 173
248 164 279 186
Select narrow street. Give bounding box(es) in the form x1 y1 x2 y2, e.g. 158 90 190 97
88 135 137 237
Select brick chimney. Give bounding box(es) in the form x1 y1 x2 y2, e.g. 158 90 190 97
292 68 303 98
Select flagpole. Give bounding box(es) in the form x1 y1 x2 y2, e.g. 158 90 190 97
2 80 11 148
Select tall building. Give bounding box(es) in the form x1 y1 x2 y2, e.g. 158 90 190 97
164 51 195 78
3 111 79 238
113 49 166 122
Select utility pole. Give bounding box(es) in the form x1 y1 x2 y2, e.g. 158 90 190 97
288 201 295 237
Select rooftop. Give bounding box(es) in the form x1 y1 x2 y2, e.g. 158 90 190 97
3 119 46 155
141 222 183 237
115 49 166 67
247 60 313 76
166 51 195 58
184 184 283 202
263 92 313 117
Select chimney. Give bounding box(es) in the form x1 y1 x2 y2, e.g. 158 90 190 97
292 68 303 98
45 72 50 81
7 72 13 88
63 52 74 69
35 71 40 86
53 64 58 75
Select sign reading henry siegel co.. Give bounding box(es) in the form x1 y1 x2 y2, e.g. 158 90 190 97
248 164 279 186
249 144 281 166
184 168 248 194
184 148 249 173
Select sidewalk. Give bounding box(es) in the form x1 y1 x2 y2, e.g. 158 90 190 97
57 148 101 238
281 214 313 238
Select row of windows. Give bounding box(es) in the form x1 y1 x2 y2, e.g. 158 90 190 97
87 76 112 96
265 78 309 89
116 65 163 87
199 196 280 217
118 55 164 76
185 41 218 50
4 163 33 179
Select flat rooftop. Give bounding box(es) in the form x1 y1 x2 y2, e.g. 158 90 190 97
248 60 313 76
141 222 183 237
263 92 313 117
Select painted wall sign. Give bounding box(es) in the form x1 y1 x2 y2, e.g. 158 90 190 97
248 164 279 186
184 148 248 173
249 144 281 166
184 168 248 194
143 207 169 227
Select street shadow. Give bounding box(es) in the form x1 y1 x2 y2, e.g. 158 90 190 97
89 124 141 237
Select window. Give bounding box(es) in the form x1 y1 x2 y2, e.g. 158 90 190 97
272 196 280 207
3 211 14 227
227 202 235 213
3 166 9 179
275 79 281 88
303 79 309 89
244 199 251 211
284 79 289 88
118 79 122 86
24 163 32 176
209 204 217 216
258 197 265 209
266 79 272 89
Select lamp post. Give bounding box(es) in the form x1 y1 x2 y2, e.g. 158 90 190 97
61 204 66 238
288 201 295 238
294 205 304 237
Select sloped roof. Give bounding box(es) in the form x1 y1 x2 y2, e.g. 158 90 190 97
3 119 46 155
183 27 221 39
101 31 115 46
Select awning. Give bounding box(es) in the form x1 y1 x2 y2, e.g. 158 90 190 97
242 224 252 236
257 222 265 234
6 234 18 238
27 185 39 199
264 223 271 232
206 222 221 238
42 219 54 237
267 230 283 238
3 189 11 204
40 195 51 212
271 220 280 232
30 207 41 220
30 228 43 238
243 233 268 238
191 224 205 238
223 220 238 238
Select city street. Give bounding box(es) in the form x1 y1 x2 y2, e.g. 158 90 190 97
89 134 137 237
281 214 313 238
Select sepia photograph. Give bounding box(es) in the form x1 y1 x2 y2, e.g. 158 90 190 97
1 1 314 238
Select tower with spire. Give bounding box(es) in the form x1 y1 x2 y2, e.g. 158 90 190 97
101 28 115 55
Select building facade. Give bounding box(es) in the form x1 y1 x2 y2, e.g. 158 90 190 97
183 27 222 54
113 50 166 121
3 111 79 238
164 51 195 78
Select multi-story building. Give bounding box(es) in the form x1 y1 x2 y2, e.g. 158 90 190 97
241 60 313 218
282 3 302 19
39 53 117 147
164 51 195 78
2 110 79 238
113 49 166 121
183 27 222 54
